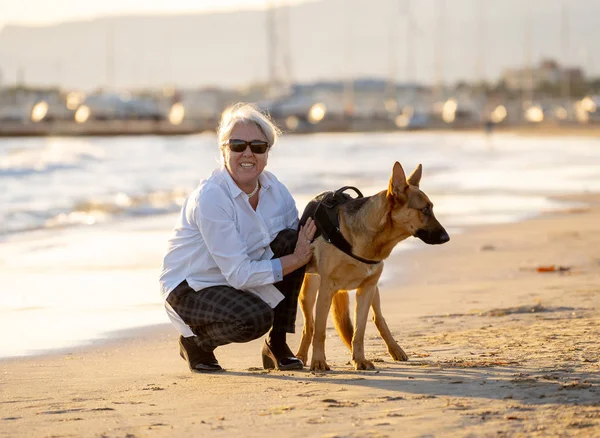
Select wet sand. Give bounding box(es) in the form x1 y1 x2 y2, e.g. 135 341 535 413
1 195 599 437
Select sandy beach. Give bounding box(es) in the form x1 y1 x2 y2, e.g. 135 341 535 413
1 193 599 437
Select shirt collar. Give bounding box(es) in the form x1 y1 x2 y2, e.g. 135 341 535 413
220 166 271 199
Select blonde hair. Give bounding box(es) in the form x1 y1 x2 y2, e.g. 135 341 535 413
217 103 281 153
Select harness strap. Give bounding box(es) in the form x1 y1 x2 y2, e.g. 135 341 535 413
313 186 380 265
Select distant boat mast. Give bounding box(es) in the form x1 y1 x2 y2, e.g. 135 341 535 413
280 3 293 89
265 0 292 97
560 0 570 102
523 4 534 107
386 0 401 110
476 0 485 86
343 0 355 119
477 0 487 119
434 0 445 102
266 0 278 95
404 0 415 106
106 22 115 91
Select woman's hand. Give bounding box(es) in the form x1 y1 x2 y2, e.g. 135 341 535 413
293 217 317 266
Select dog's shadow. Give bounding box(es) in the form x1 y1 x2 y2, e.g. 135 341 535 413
218 361 598 407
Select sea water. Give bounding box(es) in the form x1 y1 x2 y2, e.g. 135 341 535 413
1 131 599 358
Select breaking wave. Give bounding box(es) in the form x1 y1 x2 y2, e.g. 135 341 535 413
0 139 104 176
2 188 190 235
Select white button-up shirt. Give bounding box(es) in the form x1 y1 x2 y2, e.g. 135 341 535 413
159 166 299 336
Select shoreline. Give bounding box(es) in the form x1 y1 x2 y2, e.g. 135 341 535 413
0 192 594 362
0 324 174 364
2 121 600 139
1 193 599 436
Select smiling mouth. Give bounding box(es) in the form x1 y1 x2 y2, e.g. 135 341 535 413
240 163 255 168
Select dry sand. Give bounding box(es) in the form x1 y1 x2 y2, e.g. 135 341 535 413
1 195 599 438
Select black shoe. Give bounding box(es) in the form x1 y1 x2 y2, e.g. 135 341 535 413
179 335 224 373
262 340 304 370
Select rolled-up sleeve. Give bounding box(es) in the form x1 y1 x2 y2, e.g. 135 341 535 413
271 259 283 283
194 190 277 290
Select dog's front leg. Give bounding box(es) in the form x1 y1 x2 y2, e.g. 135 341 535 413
296 274 320 365
352 285 377 370
310 282 334 371
372 286 408 361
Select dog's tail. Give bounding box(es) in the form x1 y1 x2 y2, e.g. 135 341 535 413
332 291 353 350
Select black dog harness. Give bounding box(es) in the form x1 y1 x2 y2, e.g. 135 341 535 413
313 186 380 265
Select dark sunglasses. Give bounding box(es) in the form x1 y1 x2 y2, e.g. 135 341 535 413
225 139 270 154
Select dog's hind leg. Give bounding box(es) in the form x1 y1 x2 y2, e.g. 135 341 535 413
296 273 320 365
352 285 377 370
371 286 408 361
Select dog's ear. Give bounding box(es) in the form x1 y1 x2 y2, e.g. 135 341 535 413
388 161 408 198
407 164 422 188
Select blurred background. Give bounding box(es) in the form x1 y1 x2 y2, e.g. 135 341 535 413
2 0 600 358
0 0 599 135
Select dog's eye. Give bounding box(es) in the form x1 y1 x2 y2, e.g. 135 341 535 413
421 206 431 215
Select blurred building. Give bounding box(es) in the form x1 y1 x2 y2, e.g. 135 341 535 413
502 59 585 91
0 86 70 122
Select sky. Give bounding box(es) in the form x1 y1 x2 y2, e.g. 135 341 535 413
1 0 598 89
0 0 307 28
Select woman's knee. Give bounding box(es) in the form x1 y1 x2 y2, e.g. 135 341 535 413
237 306 274 342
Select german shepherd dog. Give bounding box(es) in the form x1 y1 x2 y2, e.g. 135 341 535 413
296 162 449 371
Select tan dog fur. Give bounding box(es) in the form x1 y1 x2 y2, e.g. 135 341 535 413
296 162 448 371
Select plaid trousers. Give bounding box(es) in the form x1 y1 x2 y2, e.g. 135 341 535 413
166 229 306 351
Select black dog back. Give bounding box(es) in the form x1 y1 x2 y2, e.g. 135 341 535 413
298 191 329 239
299 187 366 241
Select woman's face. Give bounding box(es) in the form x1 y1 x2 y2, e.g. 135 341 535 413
223 122 269 190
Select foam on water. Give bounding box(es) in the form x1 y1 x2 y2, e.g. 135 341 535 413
2 131 599 236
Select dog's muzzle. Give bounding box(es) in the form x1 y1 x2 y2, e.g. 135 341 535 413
415 228 450 245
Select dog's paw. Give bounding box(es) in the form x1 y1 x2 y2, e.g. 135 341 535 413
353 359 376 370
388 344 409 361
296 351 308 365
310 358 331 371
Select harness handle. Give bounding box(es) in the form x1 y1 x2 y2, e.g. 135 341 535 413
321 186 364 208
333 186 364 199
